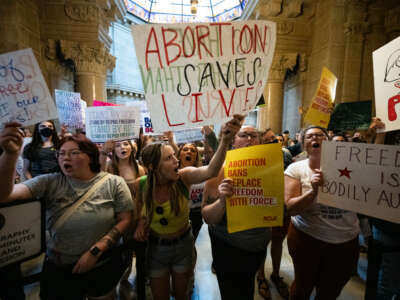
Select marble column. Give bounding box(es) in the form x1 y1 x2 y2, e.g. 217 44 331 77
258 53 297 133
60 40 115 105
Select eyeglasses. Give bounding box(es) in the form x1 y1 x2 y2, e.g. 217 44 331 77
304 133 326 140
237 132 259 139
155 206 168 226
56 149 82 159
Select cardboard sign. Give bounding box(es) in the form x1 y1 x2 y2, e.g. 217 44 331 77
85 106 141 142
373 36 400 133
328 101 372 131
0 199 45 268
132 20 276 132
304 67 338 128
55 90 84 129
318 141 400 224
174 127 203 144
224 144 284 233
0 48 58 126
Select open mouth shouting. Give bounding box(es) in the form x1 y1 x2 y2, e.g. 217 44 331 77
312 142 320 148
63 163 73 172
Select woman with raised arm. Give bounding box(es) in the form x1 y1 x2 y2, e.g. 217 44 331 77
0 123 133 300
133 115 242 300
284 125 360 300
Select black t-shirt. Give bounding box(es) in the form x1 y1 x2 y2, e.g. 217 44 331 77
23 146 59 177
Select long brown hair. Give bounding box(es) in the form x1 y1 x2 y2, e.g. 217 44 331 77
110 140 139 177
141 143 182 221
177 143 201 168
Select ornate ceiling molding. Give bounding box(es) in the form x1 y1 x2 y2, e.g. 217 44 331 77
269 52 298 82
65 4 99 23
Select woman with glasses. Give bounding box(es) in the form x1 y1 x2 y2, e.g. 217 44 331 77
201 125 272 300
22 120 60 179
133 115 242 300
284 125 359 300
0 123 134 300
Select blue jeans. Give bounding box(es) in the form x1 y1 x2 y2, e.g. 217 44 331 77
372 226 400 300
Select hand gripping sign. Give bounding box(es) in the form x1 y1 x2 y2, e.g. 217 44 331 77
224 144 284 233
131 21 276 132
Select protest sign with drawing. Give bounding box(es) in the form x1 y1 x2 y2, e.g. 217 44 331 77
55 89 83 129
318 141 400 224
304 67 337 128
0 48 58 126
373 36 400 133
132 20 276 132
224 144 284 233
85 106 141 143
174 127 203 144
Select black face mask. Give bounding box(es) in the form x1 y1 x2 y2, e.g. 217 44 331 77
39 127 53 138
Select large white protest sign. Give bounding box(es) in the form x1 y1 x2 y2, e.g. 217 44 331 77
0 48 58 126
318 141 400 224
55 89 83 129
174 127 203 144
132 21 276 132
0 200 44 268
373 36 400 132
85 106 141 142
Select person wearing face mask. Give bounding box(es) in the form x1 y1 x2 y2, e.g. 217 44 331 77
23 120 60 179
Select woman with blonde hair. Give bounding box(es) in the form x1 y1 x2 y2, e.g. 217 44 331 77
134 115 242 300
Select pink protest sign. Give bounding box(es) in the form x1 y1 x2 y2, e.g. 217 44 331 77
132 21 276 132
93 100 120 106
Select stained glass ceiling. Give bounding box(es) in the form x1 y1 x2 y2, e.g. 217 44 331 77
124 0 247 23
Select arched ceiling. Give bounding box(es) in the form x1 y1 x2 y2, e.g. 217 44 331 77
124 0 248 23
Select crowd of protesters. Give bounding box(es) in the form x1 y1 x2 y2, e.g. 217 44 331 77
0 113 399 300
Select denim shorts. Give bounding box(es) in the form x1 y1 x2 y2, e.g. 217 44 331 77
147 230 195 278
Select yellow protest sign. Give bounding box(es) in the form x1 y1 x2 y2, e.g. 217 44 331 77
224 144 284 233
304 67 338 128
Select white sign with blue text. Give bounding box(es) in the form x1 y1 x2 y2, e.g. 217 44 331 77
0 48 58 126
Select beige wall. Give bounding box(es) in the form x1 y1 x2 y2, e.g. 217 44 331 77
0 0 124 105
254 0 400 132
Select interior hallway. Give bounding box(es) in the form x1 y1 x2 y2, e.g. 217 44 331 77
24 224 367 300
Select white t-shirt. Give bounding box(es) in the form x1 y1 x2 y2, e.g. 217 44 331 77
285 159 359 244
